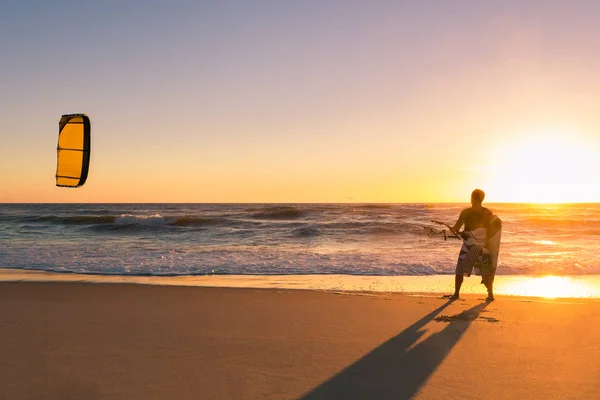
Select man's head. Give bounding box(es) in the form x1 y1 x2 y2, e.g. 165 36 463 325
471 189 485 205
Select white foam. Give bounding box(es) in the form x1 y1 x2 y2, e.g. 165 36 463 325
115 214 167 226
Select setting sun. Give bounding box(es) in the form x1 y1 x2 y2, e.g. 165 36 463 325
488 131 600 203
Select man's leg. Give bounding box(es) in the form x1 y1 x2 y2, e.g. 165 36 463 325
482 274 494 301
453 274 464 299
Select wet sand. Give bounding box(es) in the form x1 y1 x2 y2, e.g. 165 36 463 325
3 268 600 298
1 282 600 399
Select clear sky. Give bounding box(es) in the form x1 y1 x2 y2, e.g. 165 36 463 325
2 0 600 203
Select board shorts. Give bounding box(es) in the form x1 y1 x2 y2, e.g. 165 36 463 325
455 228 491 277
455 243 491 277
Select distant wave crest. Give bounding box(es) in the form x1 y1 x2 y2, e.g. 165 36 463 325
250 206 306 220
115 214 167 226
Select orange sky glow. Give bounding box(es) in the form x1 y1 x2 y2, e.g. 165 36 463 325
2 2 600 203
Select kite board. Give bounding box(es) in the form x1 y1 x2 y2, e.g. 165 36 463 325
487 215 502 276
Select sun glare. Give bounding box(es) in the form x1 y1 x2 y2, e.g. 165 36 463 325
502 276 593 298
488 131 600 203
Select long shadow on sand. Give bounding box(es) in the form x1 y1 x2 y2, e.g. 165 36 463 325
299 300 489 400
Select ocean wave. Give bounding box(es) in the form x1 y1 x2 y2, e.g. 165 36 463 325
11 214 231 228
291 226 320 237
111 214 230 229
350 204 393 210
250 206 306 220
86 223 174 233
20 215 117 224
83 209 121 215
522 218 600 229
172 216 223 226
322 221 424 234
367 226 410 235
115 214 167 226
367 222 430 236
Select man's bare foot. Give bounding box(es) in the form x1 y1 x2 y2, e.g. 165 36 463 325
486 295 495 302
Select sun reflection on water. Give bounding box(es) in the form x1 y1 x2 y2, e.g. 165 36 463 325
500 276 594 298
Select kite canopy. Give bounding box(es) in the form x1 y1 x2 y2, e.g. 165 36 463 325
56 114 91 188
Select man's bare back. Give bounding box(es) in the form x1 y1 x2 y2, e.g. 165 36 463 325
453 206 493 232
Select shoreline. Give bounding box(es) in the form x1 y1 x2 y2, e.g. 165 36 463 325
3 268 600 299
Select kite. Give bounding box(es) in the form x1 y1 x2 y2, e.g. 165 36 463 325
56 114 91 188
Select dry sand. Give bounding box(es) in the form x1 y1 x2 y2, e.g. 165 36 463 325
1 282 599 399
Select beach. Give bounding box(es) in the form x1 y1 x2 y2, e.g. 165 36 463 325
2 281 600 399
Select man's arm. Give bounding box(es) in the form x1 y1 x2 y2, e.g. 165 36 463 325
450 210 466 233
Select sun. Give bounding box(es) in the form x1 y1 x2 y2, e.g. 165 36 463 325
487 130 600 203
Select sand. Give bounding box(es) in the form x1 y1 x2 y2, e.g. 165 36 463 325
1 282 600 399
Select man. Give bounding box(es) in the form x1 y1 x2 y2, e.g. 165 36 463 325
448 189 495 301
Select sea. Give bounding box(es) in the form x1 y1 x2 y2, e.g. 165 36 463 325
1 203 598 278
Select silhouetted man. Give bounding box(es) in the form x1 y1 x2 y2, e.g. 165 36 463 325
448 189 495 301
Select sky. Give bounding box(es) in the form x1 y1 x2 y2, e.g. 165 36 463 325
2 0 600 203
